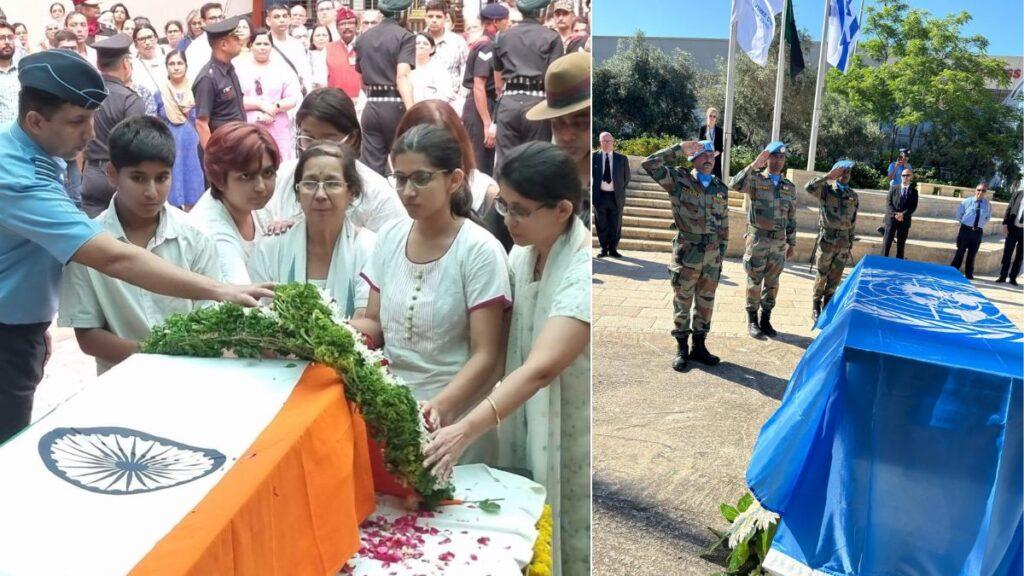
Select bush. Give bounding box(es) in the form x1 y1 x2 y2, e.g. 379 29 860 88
849 163 885 190
992 187 1011 202
617 134 688 167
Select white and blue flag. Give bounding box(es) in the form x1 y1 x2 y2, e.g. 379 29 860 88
732 0 785 66
827 0 861 72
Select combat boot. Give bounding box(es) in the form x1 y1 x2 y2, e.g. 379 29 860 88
672 336 689 372
689 333 721 366
747 310 763 338
759 309 778 337
812 298 822 323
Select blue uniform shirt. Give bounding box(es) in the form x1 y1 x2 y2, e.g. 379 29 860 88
887 161 912 186
956 196 992 229
0 122 102 324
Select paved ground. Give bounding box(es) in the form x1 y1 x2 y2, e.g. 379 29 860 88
591 250 1023 575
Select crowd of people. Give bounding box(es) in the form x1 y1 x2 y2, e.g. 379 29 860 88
0 1 593 574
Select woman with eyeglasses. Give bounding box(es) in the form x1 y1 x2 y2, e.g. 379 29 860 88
423 142 590 575
249 143 376 316
234 18 252 55
236 27 301 162
11 23 30 57
189 123 280 284
266 88 406 233
39 21 60 51
350 124 511 465
163 20 185 51
177 10 204 53
155 50 204 211
132 24 167 98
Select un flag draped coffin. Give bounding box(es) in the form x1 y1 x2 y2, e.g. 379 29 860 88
747 256 1023 575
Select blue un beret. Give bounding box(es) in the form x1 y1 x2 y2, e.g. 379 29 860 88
832 159 855 171
688 140 720 162
480 4 510 20
18 50 108 110
764 140 788 155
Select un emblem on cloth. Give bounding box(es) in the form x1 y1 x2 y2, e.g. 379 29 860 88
39 427 226 495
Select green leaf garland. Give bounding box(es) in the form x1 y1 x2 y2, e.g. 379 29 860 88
141 283 455 509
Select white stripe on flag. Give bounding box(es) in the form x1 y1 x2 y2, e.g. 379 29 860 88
733 0 783 66
827 0 862 73
0 355 308 576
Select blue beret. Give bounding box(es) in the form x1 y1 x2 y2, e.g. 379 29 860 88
480 4 510 20
18 50 108 110
688 140 720 162
831 159 855 171
764 140 788 155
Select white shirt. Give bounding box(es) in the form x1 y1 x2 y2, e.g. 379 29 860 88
132 53 167 101
272 33 313 92
267 158 408 232
410 59 456 105
248 218 375 315
58 200 221 374
468 169 497 213
188 191 271 284
600 151 615 192
431 30 468 99
185 33 211 82
361 218 512 400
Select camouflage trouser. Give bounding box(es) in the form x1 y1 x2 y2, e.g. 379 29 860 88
743 229 787 312
813 229 854 300
668 234 723 338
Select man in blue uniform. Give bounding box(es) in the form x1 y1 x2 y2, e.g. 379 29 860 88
0 50 272 444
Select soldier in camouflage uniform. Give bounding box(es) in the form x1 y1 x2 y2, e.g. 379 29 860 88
729 141 797 339
806 159 859 322
641 140 730 372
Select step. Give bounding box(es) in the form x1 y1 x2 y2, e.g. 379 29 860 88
626 187 746 202
797 206 1003 243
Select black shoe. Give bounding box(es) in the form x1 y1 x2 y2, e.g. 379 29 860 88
672 336 689 372
1011 278 1019 286
597 250 607 258
747 310 763 339
759 309 778 337
610 250 623 258
689 333 721 366
812 299 822 323
966 274 975 280
996 276 1007 283
876 225 885 235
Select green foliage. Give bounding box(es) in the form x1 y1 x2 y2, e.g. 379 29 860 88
617 134 689 168
594 31 700 141
702 492 779 576
142 283 454 509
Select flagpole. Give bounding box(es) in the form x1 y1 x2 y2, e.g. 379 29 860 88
806 0 832 171
770 0 789 140
723 7 738 182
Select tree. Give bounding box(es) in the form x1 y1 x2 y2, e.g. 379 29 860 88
828 0 1021 185
593 31 700 140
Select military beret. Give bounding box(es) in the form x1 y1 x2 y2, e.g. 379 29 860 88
205 15 243 40
480 3 510 20
378 0 413 12
518 0 552 12
336 7 357 22
92 33 133 59
18 49 108 110
831 159 855 171
688 140 720 162
764 140 788 155
552 0 574 13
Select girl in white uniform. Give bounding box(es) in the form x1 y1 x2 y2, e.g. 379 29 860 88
351 124 511 463
249 143 375 317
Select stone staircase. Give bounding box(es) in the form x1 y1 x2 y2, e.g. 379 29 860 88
594 159 1009 274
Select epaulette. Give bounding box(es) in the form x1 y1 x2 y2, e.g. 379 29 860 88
32 155 62 185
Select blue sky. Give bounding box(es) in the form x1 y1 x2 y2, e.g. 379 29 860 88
593 0 1023 56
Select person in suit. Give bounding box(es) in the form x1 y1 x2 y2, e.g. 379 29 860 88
997 184 1023 285
593 131 630 258
698 107 723 179
882 167 918 259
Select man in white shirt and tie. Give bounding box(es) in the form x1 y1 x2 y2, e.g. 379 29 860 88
997 184 1023 285
592 131 630 258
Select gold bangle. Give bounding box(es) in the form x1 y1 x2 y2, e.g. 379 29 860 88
485 396 501 427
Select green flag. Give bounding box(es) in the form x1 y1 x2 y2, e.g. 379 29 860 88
785 0 805 78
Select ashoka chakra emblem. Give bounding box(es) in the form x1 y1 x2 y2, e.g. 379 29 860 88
39 427 226 495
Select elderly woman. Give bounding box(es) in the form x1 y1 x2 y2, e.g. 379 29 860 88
189 123 281 284
424 142 591 576
266 88 406 232
249 143 375 317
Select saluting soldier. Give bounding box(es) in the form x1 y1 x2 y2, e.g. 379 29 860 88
729 141 797 338
641 140 730 372
354 0 416 175
0 50 271 444
192 16 246 148
492 0 563 171
80 34 146 218
462 3 510 177
806 159 859 322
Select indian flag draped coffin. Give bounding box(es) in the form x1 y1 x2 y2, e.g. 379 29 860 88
747 256 1023 575
0 354 375 575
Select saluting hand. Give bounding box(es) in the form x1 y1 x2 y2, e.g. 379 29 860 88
680 140 704 159
753 150 771 170
826 167 847 181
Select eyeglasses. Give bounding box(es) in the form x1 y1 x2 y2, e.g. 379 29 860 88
136 34 156 42
295 180 348 194
388 170 450 190
0 35 14 42
296 134 351 152
976 188 986 192
901 173 912 178
494 196 553 220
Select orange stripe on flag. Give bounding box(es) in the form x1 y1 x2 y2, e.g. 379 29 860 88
129 364 375 576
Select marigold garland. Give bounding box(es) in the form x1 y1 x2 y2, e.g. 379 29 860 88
140 283 455 509
525 504 554 576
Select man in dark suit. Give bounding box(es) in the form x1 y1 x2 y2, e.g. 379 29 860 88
997 185 1023 285
698 107 724 179
883 166 918 259
593 131 630 258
